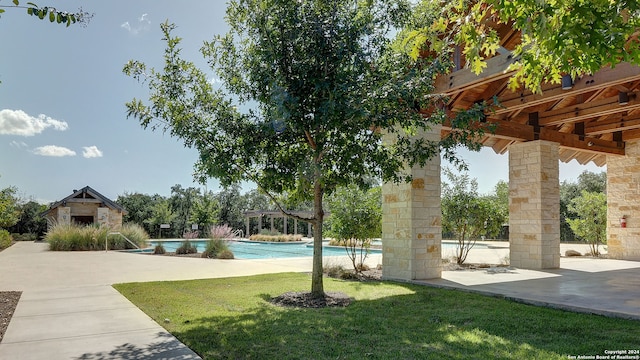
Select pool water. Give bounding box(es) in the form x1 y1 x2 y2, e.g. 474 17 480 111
148 240 378 259
148 240 486 260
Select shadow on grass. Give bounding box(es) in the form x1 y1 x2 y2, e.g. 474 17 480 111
172 284 640 359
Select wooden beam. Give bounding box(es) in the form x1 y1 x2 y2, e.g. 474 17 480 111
494 62 640 115
435 52 518 95
441 118 624 155
586 117 640 135
539 92 640 126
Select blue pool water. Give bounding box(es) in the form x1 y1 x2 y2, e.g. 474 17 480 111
148 240 380 259
148 240 486 260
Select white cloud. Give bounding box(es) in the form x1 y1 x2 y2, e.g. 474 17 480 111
121 13 151 35
9 140 28 148
32 145 76 157
0 109 69 136
82 146 103 158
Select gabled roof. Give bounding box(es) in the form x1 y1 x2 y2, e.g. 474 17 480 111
43 186 127 215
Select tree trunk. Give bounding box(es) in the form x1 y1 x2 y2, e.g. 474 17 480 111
310 177 325 298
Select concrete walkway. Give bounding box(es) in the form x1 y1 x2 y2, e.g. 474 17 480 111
0 242 323 360
1 241 639 359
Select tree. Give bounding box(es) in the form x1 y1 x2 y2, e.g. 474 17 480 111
190 191 219 234
326 185 382 274
117 192 163 235
441 168 504 264
144 200 176 238
124 1 485 298
560 171 607 242
213 185 245 231
168 185 201 236
566 191 607 256
0 186 20 229
406 0 640 92
8 200 47 237
0 0 92 27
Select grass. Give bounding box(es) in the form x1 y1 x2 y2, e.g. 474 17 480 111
47 223 148 251
114 273 640 359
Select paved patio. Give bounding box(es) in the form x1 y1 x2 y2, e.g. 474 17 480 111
0 241 638 359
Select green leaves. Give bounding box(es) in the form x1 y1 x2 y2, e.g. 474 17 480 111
409 0 640 93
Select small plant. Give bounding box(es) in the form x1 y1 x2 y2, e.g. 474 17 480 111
0 229 12 250
210 224 235 239
249 234 302 242
10 233 38 241
154 244 166 254
175 241 197 255
201 238 232 258
217 249 235 259
182 230 200 240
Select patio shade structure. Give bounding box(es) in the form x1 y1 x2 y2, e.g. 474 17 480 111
381 20 640 281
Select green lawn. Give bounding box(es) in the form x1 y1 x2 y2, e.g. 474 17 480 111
114 273 640 359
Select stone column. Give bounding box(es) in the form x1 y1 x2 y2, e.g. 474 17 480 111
382 126 442 280
508 140 560 269
607 139 640 260
284 216 288 234
245 217 250 237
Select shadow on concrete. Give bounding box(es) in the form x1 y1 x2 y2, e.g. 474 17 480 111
73 332 200 360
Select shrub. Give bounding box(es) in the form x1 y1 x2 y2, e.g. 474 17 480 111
248 234 302 242
0 229 12 250
201 238 231 258
176 240 198 255
182 230 200 239
217 249 235 259
11 233 38 241
210 224 235 239
154 244 166 254
47 223 148 251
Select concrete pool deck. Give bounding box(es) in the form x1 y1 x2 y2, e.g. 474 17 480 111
0 241 638 359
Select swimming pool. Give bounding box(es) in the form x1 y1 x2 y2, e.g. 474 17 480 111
148 239 486 260
148 240 378 259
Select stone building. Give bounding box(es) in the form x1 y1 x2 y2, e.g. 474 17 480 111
42 186 126 228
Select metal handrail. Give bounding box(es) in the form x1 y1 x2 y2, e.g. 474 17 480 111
106 232 140 251
233 229 244 239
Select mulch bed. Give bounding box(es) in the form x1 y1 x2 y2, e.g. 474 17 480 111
0 291 21 343
271 291 352 308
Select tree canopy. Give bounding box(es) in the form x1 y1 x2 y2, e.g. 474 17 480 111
124 0 486 297
406 0 640 92
0 0 92 27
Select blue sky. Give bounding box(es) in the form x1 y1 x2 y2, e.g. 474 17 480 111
0 1 602 204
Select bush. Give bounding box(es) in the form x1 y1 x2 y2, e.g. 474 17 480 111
217 249 235 259
11 233 38 241
0 230 12 250
47 223 148 251
201 238 231 258
210 224 235 239
154 244 166 254
176 240 198 255
248 234 302 242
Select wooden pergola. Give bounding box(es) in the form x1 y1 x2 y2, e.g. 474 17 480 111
435 22 640 165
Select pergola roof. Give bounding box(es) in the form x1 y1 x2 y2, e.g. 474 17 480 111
435 22 640 166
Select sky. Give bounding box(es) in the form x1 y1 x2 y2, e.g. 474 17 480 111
0 1 603 204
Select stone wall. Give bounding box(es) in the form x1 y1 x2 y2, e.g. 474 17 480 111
382 126 442 280
508 140 560 269
607 139 640 260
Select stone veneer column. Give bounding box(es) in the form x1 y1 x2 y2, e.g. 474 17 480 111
607 139 640 260
509 140 560 269
382 126 442 280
